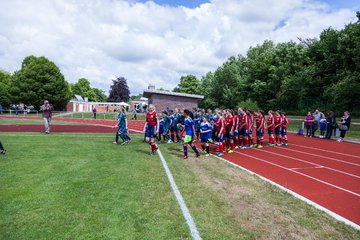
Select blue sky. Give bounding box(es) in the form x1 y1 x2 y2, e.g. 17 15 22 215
136 0 360 9
0 0 358 94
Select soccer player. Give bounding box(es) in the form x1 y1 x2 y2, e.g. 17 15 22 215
267 110 276 146
239 108 250 149
200 116 213 156
0 141 6 155
233 110 240 148
162 110 172 143
274 111 283 146
215 111 225 156
281 112 289 146
255 110 265 148
143 104 159 155
182 109 200 159
112 108 132 145
157 115 165 143
171 108 181 142
224 110 235 153
247 110 255 147
193 108 201 140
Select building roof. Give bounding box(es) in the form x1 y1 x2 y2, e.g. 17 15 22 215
143 90 204 99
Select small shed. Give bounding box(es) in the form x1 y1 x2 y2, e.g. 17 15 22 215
143 89 204 112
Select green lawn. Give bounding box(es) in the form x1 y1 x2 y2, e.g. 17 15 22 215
0 133 359 239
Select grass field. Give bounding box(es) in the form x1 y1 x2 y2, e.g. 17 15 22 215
0 133 359 239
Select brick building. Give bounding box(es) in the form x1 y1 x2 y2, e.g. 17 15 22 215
143 89 204 112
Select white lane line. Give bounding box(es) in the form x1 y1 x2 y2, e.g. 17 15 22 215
290 166 324 170
157 149 201 240
279 147 360 167
210 154 360 230
233 150 360 197
290 143 360 159
257 149 360 179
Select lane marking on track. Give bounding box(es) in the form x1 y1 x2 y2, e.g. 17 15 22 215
210 153 360 230
257 148 360 179
290 143 360 159
157 149 201 240
289 166 324 170
232 150 360 197
278 147 360 167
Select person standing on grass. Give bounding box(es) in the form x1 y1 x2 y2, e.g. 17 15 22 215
215 111 225 156
92 107 97 119
162 110 172 143
182 109 200 159
325 111 336 139
312 109 324 137
200 115 213 156
143 104 159 155
112 108 131 145
319 116 327 138
40 100 53 134
338 111 351 142
0 141 6 155
304 112 314 137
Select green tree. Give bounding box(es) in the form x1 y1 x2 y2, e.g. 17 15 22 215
92 88 107 102
10 55 71 110
0 70 12 108
173 75 200 94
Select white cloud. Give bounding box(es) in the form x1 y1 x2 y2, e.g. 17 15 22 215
0 0 357 95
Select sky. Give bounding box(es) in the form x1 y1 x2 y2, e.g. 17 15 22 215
0 0 358 96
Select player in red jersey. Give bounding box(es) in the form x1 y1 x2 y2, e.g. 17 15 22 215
239 108 250 149
233 110 240 148
255 110 265 148
143 104 159 155
281 112 289 146
274 111 283 146
267 110 275 146
247 110 255 147
224 110 235 153
215 111 226 156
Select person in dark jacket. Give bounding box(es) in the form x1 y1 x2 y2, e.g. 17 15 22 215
325 111 336 139
338 111 351 142
0 141 6 155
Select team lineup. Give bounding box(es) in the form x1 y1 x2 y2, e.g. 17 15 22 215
114 104 289 158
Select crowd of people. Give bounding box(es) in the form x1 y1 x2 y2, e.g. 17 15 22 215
140 105 289 158
304 109 352 142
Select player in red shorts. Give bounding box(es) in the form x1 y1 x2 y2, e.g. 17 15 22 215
239 108 250 149
143 104 159 155
281 112 289 146
267 110 275 146
255 110 265 148
274 110 283 146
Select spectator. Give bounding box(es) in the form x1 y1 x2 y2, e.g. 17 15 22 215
23 105 27 116
312 109 325 137
325 111 336 139
15 105 19 116
40 100 53 134
304 112 314 137
319 116 327 138
92 107 97 119
338 111 351 142
132 108 137 120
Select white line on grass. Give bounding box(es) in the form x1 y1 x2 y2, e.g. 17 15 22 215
210 153 360 231
157 149 201 240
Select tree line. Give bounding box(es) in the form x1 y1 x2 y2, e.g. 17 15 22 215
174 13 360 116
0 56 130 110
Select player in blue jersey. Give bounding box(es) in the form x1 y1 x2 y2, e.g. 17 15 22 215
162 110 172 143
172 108 181 142
157 115 165 142
200 115 213 156
182 109 200 159
112 108 131 145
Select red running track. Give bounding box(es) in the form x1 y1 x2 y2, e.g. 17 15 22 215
1 116 359 228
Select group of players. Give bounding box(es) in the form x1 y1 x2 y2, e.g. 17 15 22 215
141 105 289 158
